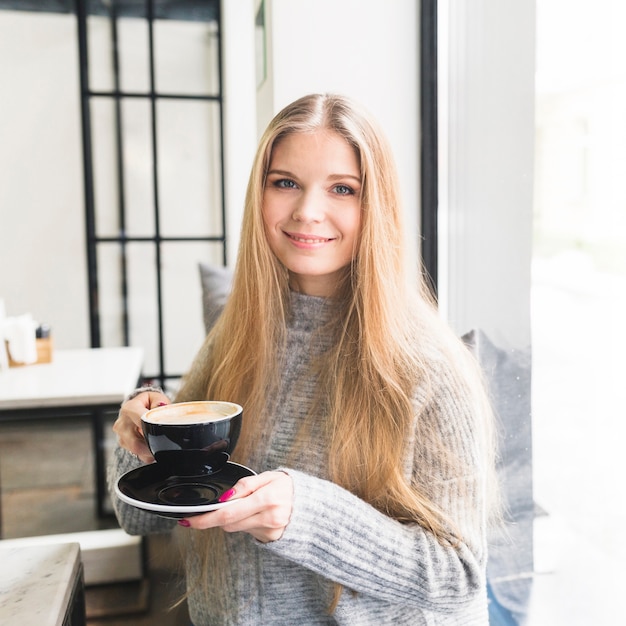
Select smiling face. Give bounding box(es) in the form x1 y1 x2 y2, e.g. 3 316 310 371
262 130 363 297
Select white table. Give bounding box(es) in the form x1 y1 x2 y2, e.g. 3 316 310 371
0 542 85 625
0 347 143 410
0 347 144 530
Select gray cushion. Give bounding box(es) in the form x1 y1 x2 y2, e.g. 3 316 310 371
463 328 534 622
198 263 233 334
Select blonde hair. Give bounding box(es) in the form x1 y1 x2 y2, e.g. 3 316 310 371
176 93 496 611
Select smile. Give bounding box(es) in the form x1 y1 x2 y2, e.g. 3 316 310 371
285 232 334 244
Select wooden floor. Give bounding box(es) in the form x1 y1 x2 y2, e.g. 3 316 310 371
0 417 190 625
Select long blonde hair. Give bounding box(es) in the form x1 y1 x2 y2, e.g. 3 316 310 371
176 93 495 610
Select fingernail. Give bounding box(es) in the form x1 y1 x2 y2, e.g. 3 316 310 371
218 488 235 503
158 402 167 406
177 519 190 527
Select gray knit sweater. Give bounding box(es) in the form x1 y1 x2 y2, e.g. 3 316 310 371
108 292 489 625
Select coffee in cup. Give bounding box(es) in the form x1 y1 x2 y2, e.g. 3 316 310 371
141 401 243 476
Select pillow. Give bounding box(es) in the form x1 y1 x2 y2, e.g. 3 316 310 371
462 328 534 623
198 263 233 333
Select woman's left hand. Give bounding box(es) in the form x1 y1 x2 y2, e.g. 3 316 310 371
180 471 293 543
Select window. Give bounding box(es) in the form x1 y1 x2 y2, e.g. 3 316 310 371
438 1 625 623
76 0 225 391
531 1 626 622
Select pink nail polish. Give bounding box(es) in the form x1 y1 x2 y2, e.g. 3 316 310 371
177 519 190 527
218 488 235 503
158 402 167 406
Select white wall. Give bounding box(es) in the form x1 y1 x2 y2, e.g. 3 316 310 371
0 12 89 349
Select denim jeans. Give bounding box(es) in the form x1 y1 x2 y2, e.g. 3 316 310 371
487 580 520 625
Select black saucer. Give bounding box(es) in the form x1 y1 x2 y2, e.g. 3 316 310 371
115 461 256 519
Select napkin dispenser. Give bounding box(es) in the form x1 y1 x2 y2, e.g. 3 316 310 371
1 314 53 368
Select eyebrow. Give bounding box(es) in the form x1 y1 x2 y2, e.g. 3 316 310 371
266 169 293 178
328 173 361 184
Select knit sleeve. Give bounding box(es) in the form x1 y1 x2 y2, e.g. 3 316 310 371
262 362 489 613
107 445 177 535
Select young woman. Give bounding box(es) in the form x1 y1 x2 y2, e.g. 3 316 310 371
110 93 497 625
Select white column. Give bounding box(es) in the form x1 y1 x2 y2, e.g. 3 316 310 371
438 0 536 349
220 0 258 267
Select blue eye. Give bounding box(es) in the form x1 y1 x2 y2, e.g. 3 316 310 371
334 184 354 195
275 179 297 189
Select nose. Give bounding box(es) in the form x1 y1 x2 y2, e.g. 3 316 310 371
291 190 323 223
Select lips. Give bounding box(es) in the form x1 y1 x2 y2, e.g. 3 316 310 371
285 231 334 244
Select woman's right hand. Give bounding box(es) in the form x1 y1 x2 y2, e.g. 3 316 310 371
113 390 170 463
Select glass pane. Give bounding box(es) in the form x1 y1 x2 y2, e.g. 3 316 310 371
87 13 113 92
118 16 150 93
161 242 223 376
154 19 220 96
531 1 626 622
122 99 156 237
157 100 223 238
97 243 125 347
126 243 160 377
91 98 120 237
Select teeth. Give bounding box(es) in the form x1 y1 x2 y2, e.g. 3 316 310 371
291 235 329 243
